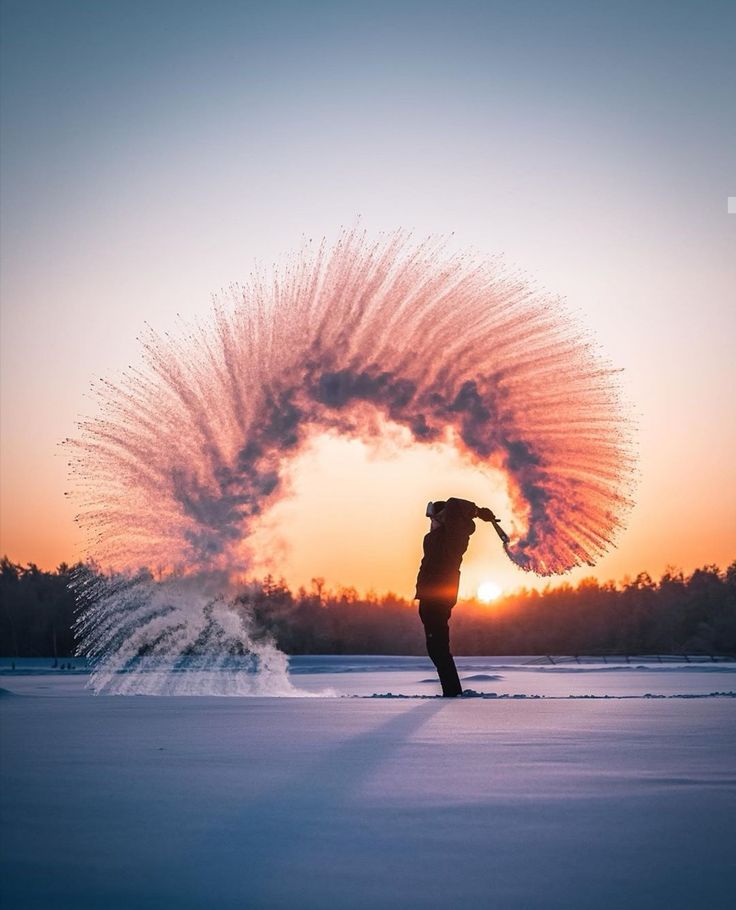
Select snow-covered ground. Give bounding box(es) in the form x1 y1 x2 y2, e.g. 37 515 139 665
1 658 735 909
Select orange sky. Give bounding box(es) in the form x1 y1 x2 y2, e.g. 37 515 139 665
2 423 734 600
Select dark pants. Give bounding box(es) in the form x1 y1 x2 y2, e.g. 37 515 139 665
418 600 462 697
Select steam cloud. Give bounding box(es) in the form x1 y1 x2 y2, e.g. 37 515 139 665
67 230 635 692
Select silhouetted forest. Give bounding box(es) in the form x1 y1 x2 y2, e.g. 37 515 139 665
1 556 735 657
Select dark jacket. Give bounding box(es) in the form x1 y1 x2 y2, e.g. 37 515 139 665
414 498 478 605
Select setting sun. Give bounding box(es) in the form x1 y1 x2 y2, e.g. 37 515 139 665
477 581 503 603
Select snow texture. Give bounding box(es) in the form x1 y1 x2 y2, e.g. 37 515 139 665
1 659 735 909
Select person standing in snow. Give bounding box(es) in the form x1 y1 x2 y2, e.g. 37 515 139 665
415 498 503 697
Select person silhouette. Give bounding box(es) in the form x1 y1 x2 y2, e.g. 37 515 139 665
414 497 502 697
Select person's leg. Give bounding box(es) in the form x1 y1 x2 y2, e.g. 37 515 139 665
419 602 462 697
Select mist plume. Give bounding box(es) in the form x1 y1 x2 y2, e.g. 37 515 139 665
68 229 635 577
66 230 635 691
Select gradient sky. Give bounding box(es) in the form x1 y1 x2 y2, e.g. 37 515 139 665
1 0 734 598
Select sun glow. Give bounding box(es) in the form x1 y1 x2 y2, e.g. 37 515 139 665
477 581 503 603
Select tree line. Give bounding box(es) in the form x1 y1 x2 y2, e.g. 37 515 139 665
1 556 735 657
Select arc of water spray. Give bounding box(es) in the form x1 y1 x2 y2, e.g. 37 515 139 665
66 229 636 694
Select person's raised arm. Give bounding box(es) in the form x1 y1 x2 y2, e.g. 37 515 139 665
476 505 510 545
444 497 478 521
